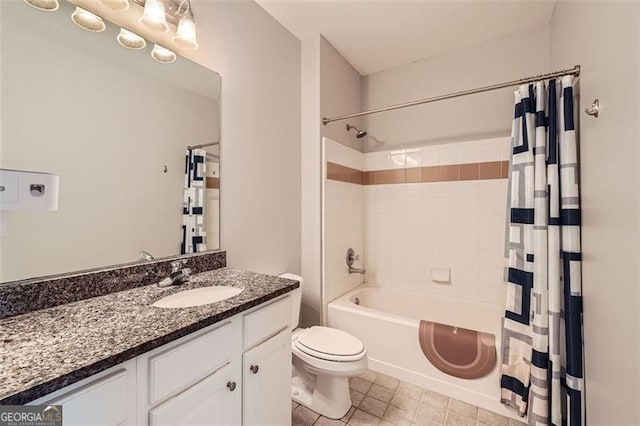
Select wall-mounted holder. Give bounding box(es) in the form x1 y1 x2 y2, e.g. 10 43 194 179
585 99 599 117
0 169 60 236
431 267 451 284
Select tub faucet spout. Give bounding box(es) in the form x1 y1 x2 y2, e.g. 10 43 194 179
349 266 366 275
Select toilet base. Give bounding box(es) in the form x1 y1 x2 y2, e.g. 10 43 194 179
290 327 367 419
292 373 352 420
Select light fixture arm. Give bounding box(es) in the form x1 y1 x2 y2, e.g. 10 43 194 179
177 0 193 19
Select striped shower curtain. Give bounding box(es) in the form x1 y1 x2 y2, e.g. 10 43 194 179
181 148 207 254
500 77 584 426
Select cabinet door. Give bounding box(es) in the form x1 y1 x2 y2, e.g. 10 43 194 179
149 362 241 426
44 362 136 426
243 329 291 426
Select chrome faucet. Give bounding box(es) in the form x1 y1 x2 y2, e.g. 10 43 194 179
158 260 192 287
138 251 159 279
346 248 366 275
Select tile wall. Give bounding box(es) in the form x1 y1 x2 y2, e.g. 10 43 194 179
363 138 510 307
323 137 510 312
323 139 365 312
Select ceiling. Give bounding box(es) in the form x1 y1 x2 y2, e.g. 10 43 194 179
255 0 557 75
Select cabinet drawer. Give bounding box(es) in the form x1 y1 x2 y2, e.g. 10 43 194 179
147 321 234 406
244 296 291 349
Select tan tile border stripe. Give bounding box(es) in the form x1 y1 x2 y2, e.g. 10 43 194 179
206 177 220 189
327 162 364 185
327 161 509 185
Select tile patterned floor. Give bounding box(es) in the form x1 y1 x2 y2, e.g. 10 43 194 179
291 370 527 426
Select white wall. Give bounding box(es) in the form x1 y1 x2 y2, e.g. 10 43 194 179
363 138 509 308
320 37 364 152
549 1 640 424
362 25 549 151
301 35 322 327
323 139 364 314
191 0 301 276
301 35 365 325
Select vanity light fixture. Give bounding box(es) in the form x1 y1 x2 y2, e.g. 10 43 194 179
173 0 198 50
71 7 106 32
23 0 59 11
117 28 146 49
140 0 169 32
99 0 130 11
151 44 176 64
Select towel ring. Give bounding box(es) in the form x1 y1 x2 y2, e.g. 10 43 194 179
585 99 599 117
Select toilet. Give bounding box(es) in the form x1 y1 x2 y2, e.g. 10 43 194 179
280 273 368 419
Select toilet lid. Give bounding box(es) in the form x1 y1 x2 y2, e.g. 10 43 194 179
296 326 365 358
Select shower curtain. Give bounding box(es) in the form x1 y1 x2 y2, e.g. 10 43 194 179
181 148 207 254
500 77 584 426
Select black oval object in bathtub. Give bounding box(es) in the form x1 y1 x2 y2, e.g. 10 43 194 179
418 320 496 380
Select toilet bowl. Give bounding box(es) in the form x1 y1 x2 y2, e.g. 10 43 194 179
280 273 368 419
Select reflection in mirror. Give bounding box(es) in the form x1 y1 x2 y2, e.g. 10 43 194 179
0 1 221 282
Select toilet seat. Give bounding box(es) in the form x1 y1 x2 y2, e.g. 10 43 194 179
294 326 366 362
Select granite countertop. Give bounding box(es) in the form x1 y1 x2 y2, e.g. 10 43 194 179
0 268 299 404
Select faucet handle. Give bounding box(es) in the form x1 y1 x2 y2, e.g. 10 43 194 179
138 250 154 261
346 248 361 266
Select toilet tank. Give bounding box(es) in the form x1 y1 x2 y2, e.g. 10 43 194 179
278 273 302 330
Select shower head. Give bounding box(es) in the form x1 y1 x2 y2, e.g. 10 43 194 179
346 124 367 139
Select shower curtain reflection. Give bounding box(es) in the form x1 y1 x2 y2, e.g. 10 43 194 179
181 148 207 254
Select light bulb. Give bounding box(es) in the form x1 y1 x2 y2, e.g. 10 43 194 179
117 28 146 50
99 0 130 11
71 7 106 32
23 0 59 11
151 44 176 64
140 0 169 33
173 16 198 50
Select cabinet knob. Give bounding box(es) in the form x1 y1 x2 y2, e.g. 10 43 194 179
250 365 259 374
226 381 236 392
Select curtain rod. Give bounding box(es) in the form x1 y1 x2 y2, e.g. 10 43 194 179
321 65 581 125
188 142 219 149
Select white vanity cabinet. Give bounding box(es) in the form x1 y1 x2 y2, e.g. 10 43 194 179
242 296 293 426
136 319 243 425
28 293 293 426
242 329 292 426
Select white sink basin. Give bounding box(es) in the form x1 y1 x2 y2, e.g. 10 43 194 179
152 286 243 309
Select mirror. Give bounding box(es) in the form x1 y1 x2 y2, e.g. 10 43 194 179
0 1 221 282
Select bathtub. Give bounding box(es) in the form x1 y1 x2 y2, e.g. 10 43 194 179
327 285 519 420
